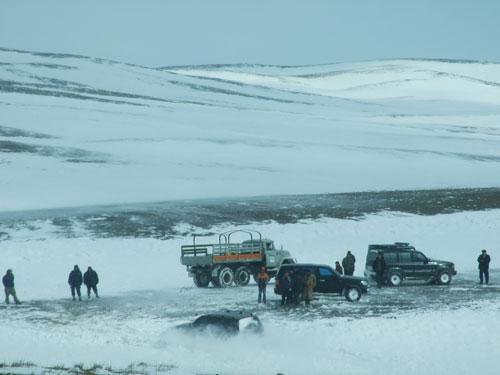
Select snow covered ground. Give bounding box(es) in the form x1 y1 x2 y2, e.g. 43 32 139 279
2 48 500 211
1 209 499 374
1 47 500 374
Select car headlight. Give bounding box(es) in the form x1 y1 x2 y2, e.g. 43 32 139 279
361 280 368 286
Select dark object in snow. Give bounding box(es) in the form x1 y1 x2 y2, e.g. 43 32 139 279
177 311 263 335
364 243 457 286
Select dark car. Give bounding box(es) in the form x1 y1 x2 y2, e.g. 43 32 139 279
176 311 263 336
364 242 457 286
274 263 368 302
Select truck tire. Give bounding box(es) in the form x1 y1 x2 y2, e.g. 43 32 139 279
234 267 251 286
345 287 362 302
211 276 221 287
437 271 452 285
388 272 402 286
194 270 210 287
218 267 234 288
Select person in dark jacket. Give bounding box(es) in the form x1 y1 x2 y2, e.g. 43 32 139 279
342 251 356 276
83 266 99 298
335 261 343 275
372 252 387 288
256 266 269 303
477 249 491 285
68 265 83 301
291 271 305 304
279 271 292 305
2 269 21 305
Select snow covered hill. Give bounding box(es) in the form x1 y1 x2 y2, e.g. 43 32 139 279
1 47 500 211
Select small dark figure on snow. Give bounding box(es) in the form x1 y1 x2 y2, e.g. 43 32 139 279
68 265 83 301
257 266 269 303
478 249 491 285
372 252 387 288
342 251 356 276
83 266 99 298
335 261 343 275
2 269 21 305
279 271 292 305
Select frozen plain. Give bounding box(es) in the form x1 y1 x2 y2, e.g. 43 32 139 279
1 48 500 374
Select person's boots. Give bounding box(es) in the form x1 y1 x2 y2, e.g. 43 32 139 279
72 296 76 301
78 296 82 301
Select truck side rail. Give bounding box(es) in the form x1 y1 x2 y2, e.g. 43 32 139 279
181 242 263 257
181 244 217 257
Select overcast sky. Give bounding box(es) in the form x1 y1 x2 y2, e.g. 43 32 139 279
1 0 499 67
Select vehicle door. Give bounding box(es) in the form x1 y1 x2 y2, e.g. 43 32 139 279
411 251 433 278
316 266 341 293
397 252 414 278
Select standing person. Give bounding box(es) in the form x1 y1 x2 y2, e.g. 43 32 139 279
477 249 491 285
342 251 356 276
256 266 269 303
335 261 343 275
68 265 83 301
280 271 292 305
291 271 305 304
83 266 99 299
304 270 317 305
2 269 21 305
372 252 387 288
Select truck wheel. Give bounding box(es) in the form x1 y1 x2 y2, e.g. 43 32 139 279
234 267 251 286
438 271 452 285
194 271 210 287
218 267 234 288
388 272 402 286
345 287 361 302
211 276 221 287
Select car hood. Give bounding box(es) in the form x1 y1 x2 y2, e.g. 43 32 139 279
428 259 454 267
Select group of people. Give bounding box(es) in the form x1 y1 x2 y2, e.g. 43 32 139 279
256 266 317 306
335 251 356 276
68 265 100 301
2 265 100 304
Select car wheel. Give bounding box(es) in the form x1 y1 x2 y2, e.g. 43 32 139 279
193 270 211 287
438 271 452 285
388 272 402 286
345 287 361 302
218 267 234 288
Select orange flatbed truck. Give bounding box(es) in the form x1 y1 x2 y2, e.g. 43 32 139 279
181 230 295 287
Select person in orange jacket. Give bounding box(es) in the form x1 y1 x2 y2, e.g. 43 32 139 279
257 266 269 304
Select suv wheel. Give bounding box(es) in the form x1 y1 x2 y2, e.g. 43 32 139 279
234 267 251 286
345 287 361 302
388 272 402 286
218 267 234 288
438 271 452 285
